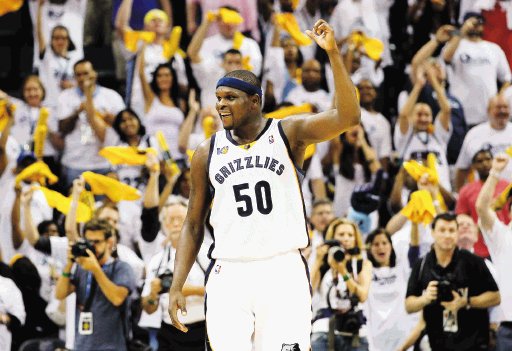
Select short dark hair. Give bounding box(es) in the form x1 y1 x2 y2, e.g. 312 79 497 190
471 147 493 163
365 228 396 268
73 59 93 71
431 212 458 230
113 108 146 143
223 69 261 89
312 198 333 210
37 220 57 236
51 25 76 51
223 48 242 58
83 219 114 239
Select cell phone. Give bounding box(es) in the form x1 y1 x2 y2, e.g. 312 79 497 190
451 29 461 36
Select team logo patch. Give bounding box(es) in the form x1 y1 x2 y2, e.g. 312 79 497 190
281 343 300 351
217 146 229 155
269 135 274 144
214 265 222 274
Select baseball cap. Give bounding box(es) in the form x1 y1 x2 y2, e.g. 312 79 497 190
463 12 485 24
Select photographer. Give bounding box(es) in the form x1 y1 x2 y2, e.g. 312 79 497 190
405 213 501 351
140 197 206 351
55 219 136 351
310 218 372 351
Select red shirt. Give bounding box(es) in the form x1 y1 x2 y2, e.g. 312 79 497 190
482 2 512 69
456 179 511 257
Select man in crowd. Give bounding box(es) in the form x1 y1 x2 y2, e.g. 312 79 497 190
405 213 501 351
55 219 136 351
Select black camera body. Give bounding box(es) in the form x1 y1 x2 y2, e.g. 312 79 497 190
71 239 96 257
333 295 366 334
324 240 360 263
158 270 174 294
432 271 457 302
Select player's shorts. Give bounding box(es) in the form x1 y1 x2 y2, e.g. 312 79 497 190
205 250 312 351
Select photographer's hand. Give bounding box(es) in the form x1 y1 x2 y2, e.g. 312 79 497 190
441 290 467 313
75 249 101 273
168 289 188 333
422 281 438 305
150 278 162 298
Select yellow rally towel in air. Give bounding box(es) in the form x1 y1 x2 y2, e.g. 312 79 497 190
350 32 384 61
82 171 141 202
15 161 58 186
33 107 50 159
265 103 313 119
0 0 23 17
403 153 439 184
38 186 93 223
202 116 217 138
207 8 244 25
124 29 156 53
99 146 158 166
492 182 512 210
275 13 312 46
0 100 16 132
401 190 436 225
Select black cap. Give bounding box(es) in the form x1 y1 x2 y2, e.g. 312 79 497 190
463 12 485 24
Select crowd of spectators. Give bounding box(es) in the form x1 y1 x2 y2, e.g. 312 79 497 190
1 0 512 350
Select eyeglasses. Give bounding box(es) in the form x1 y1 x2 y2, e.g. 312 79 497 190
52 35 69 40
88 239 105 245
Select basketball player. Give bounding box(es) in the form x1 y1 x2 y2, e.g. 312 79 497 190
168 19 360 351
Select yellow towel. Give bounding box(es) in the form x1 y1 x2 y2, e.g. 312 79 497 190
403 155 439 185
233 31 244 50
33 107 49 159
492 182 512 210
400 190 436 225
202 116 217 139
82 171 141 202
505 146 512 158
265 103 313 119
124 30 156 53
242 55 253 71
0 0 23 17
275 13 312 46
350 32 384 61
0 100 16 132
99 146 158 166
207 8 244 24
15 161 58 186
163 26 183 59
304 144 316 160
38 186 92 223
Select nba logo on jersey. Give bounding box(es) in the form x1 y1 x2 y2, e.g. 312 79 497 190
269 135 274 144
217 146 229 155
281 343 300 351
214 264 222 274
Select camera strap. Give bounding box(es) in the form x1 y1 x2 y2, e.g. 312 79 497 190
82 260 118 312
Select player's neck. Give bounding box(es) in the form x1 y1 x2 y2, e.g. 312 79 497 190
231 117 267 144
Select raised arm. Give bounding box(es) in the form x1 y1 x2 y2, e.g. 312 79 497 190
476 154 509 232
83 78 107 142
177 90 200 153
65 178 85 243
36 0 46 56
398 70 425 134
168 139 212 333
186 15 215 63
11 186 24 250
159 0 172 28
426 65 451 131
282 20 360 149
21 188 40 246
357 126 381 174
443 18 475 64
0 101 15 177
138 45 155 112
114 0 133 37
144 153 160 209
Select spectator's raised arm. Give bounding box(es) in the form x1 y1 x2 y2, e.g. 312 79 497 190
65 177 85 243
186 13 216 63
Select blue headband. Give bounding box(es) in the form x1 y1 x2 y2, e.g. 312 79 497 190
216 77 262 98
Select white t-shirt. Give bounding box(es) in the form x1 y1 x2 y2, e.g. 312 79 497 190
394 118 452 191
456 122 512 180
285 85 332 113
191 58 225 109
479 213 512 321
262 46 289 105
199 33 263 76
39 49 76 109
141 245 206 325
361 109 392 159
333 164 366 218
144 99 185 160
9 97 58 157
28 0 86 70
391 222 434 259
0 276 26 351
444 39 511 125
57 86 124 169
124 43 188 119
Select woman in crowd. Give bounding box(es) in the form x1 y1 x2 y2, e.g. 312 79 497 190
310 218 372 351
138 45 185 166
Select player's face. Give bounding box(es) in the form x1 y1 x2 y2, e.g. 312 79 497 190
215 86 251 130
370 233 392 266
412 103 432 131
23 78 44 107
119 111 140 137
333 224 357 251
432 219 458 252
456 214 478 249
156 66 173 91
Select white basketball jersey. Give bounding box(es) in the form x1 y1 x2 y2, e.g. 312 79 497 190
208 119 309 260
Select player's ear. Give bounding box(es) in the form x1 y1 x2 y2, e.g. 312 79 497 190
250 94 261 107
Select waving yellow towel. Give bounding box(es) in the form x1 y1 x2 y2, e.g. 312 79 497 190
275 13 312 46
207 8 244 25
38 186 92 223
82 172 141 202
403 153 439 185
350 32 384 62
401 190 436 225
0 100 16 132
15 161 58 186
33 107 50 159
99 146 158 166
0 0 23 17
265 103 313 119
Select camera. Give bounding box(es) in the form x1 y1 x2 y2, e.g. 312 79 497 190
432 271 456 302
158 270 174 294
71 239 95 258
324 240 361 263
332 295 366 334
